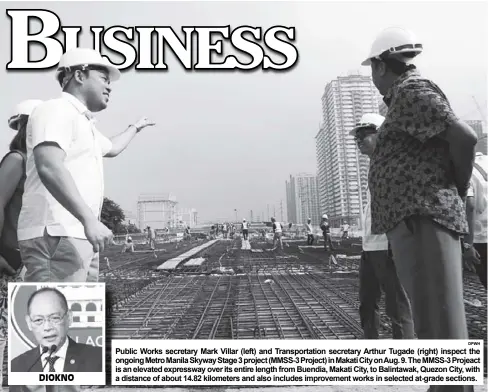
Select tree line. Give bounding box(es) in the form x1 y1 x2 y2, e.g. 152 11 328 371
101 197 141 234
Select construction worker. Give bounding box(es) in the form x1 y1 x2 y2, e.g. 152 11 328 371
270 217 283 250
305 218 314 245
242 219 250 240
17 48 155 283
184 225 191 241
363 27 477 391
341 222 349 239
464 152 487 288
320 214 333 251
350 113 414 339
0 99 42 385
121 235 135 253
147 226 156 250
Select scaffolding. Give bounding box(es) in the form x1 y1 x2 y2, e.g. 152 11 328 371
137 193 178 230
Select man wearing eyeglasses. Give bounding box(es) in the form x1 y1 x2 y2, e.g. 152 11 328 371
363 27 477 392
10 287 102 373
350 113 414 340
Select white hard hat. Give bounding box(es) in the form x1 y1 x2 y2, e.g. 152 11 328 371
8 99 43 130
243 218 246 221
322 214 328 219
55 48 121 86
349 113 385 136
362 27 423 66
128 236 132 240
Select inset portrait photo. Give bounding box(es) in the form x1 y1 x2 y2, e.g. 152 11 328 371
8 283 106 386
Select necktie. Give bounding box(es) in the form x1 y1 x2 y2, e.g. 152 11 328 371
47 355 59 372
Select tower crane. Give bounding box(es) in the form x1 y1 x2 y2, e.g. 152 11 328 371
472 96 487 128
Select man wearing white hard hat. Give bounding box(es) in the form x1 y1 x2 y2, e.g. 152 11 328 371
350 113 414 340
17 48 155 283
242 218 250 240
363 27 477 391
319 214 333 251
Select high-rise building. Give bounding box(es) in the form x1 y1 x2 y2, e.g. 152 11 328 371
467 120 487 155
315 75 380 228
286 173 321 225
286 180 296 223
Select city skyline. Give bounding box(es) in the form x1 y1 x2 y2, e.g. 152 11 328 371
286 173 321 226
1 2 486 222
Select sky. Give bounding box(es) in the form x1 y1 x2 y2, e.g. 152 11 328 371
1 1 487 223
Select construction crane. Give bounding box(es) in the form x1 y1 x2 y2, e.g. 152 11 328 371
472 96 487 128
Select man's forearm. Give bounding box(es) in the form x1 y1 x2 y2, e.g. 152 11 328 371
107 125 138 157
444 122 478 196
451 145 476 196
37 163 96 226
465 197 475 246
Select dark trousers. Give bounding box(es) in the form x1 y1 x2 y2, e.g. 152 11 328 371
322 233 333 250
307 234 314 245
359 250 414 339
474 242 487 288
387 215 473 392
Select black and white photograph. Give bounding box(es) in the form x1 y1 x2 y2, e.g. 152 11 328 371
7 283 105 386
0 1 486 392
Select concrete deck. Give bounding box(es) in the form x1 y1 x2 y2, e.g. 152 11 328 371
157 240 218 270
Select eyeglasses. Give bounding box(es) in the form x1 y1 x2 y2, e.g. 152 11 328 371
354 126 377 142
30 312 67 327
355 133 375 142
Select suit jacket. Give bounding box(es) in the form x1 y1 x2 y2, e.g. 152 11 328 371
11 336 103 373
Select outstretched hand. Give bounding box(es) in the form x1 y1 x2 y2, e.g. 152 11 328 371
134 117 156 132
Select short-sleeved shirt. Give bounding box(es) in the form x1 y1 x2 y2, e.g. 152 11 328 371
320 222 330 234
0 150 26 249
272 222 282 233
368 69 468 235
305 223 313 234
18 92 113 240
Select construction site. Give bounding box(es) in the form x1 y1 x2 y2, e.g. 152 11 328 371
2 231 486 390
88 231 485 387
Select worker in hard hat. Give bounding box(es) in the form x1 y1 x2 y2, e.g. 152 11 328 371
320 214 334 251
0 99 42 384
147 226 156 250
17 48 156 283
121 235 135 253
242 218 250 240
305 218 314 245
363 27 477 373
350 113 414 339
270 217 284 251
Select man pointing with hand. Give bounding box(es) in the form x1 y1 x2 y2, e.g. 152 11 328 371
18 48 155 283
